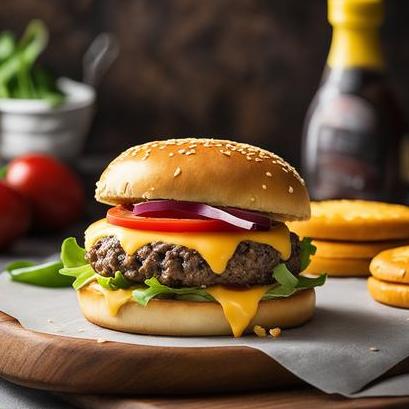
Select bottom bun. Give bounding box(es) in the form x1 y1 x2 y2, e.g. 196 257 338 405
368 277 409 308
305 256 370 277
78 285 316 336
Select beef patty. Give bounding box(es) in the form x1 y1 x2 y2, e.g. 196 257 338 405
86 233 301 288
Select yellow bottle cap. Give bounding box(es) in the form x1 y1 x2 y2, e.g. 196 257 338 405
328 0 384 27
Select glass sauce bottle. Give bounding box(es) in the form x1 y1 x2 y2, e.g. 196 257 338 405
302 0 405 201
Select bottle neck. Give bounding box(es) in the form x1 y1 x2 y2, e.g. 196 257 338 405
327 25 384 70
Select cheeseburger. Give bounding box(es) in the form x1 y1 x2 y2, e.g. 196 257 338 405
60 138 325 337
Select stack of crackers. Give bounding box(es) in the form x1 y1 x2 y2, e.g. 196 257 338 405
369 246 409 308
289 200 409 277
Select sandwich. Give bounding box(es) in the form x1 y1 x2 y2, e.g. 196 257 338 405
60 138 325 337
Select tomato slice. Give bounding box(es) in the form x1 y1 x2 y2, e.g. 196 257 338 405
106 206 241 232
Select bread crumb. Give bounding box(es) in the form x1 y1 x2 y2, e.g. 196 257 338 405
269 327 282 338
78 329 85 333
253 325 267 337
97 338 107 344
47 319 53 324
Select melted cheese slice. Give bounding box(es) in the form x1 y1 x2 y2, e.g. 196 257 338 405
207 285 269 337
85 219 291 274
89 282 132 316
89 281 269 336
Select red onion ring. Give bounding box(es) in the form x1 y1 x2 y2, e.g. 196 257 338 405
132 200 272 231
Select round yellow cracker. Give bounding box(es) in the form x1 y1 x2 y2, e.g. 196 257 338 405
370 245 409 284
304 255 370 277
368 277 409 308
314 239 409 259
288 200 409 241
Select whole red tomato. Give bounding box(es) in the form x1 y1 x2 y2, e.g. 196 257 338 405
0 181 30 247
6 154 85 230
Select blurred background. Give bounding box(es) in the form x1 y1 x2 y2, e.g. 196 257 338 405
0 0 408 250
1 0 408 167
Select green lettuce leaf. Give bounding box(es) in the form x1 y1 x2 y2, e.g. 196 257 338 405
132 277 214 306
59 264 96 290
59 237 96 290
60 237 87 267
300 237 317 271
97 271 132 290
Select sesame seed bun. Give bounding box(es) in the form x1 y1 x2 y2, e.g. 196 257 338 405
78 284 316 336
95 138 310 221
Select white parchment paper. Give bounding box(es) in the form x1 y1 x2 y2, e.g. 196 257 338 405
1 272 409 397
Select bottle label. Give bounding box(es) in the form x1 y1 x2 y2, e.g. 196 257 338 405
313 94 386 199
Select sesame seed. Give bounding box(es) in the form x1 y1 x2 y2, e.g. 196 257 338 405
289 186 294 193
262 184 267 190
369 347 379 352
282 168 288 173
178 149 186 154
159 145 165 150
221 150 231 157
255 158 263 162
141 153 150 161
250 197 256 202
47 319 53 324
97 338 107 344
266 171 272 177
246 157 253 161
169 152 174 157
78 329 85 333
174 167 182 177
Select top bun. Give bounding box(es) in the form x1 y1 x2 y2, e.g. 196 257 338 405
95 138 310 221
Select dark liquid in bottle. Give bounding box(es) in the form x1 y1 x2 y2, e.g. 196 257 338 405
302 67 405 201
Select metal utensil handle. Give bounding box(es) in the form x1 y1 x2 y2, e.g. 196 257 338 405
83 33 119 87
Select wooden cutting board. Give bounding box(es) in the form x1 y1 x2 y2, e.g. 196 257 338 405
1 310 409 397
0 311 300 394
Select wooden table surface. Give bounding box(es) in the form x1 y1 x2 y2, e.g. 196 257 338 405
61 389 409 409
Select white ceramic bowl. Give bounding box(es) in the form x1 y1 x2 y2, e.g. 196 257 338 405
0 78 96 160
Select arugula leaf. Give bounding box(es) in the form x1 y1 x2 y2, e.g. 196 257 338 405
59 264 96 290
264 263 326 300
273 263 299 287
132 277 213 306
297 273 326 289
97 271 132 290
300 237 317 271
60 237 87 268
